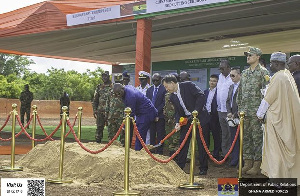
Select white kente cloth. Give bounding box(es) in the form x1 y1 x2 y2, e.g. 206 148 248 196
258 69 300 184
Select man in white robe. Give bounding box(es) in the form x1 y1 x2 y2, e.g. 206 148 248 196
257 52 300 184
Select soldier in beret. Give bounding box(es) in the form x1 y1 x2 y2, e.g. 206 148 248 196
122 71 131 86
92 71 112 143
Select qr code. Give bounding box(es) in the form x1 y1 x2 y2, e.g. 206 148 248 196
27 180 45 196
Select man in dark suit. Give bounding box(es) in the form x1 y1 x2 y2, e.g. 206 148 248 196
163 74 210 175
113 83 158 151
226 68 241 167
287 55 300 96
204 74 221 160
146 73 167 154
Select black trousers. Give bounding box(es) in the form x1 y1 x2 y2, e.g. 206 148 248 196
176 119 210 171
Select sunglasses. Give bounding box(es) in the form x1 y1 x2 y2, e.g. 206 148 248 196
230 74 236 78
152 79 160 82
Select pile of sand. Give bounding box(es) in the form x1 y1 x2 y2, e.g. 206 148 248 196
17 141 189 188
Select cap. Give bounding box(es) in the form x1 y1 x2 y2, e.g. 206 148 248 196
114 73 123 82
270 52 286 63
102 71 109 76
244 47 262 56
138 71 150 79
122 71 130 78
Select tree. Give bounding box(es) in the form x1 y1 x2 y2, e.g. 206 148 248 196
0 53 33 76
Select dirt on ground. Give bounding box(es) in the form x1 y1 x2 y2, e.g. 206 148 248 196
1 118 299 196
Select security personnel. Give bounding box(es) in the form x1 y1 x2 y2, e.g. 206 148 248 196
136 71 151 95
164 92 180 156
93 71 112 143
237 47 270 175
19 84 33 128
107 74 125 143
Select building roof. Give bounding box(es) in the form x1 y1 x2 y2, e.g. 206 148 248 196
0 0 300 65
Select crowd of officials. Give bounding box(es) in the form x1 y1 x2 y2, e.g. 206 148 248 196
19 47 300 181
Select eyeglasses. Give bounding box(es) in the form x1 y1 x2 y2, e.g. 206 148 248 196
230 74 236 78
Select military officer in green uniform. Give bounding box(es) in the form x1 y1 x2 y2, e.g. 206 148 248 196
237 47 270 175
93 71 112 143
164 92 180 156
19 84 33 128
107 73 125 143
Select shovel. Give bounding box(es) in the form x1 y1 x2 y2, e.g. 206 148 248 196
147 128 177 150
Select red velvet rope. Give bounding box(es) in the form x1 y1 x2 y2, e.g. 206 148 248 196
0 114 11 132
65 115 77 138
67 119 124 154
198 122 240 165
16 115 61 142
0 114 33 141
133 119 192 163
36 114 55 141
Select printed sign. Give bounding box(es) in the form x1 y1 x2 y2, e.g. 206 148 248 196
147 0 229 13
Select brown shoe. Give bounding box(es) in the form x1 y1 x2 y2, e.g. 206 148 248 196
246 161 261 175
237 159 253 174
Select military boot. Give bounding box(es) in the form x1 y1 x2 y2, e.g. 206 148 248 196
246 161 261 175
238 159 253 174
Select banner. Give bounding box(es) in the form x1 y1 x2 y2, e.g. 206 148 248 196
67 5 120 26
146 0 229 13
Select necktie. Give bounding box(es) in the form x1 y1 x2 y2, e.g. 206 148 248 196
152 87 158 103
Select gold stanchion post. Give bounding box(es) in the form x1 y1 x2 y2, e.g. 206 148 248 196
48 106 72 184
179 110 204 189
0 104 23 172
77 107 83 140
113 107 140 196
31 105 37 148
238 111 245 178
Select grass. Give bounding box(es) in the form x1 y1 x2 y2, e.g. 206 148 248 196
2 125 214 151
1 126 108 142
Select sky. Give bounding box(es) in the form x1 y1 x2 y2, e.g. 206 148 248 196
0 0 112 74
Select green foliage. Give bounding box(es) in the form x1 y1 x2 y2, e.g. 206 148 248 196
0 53 33 76
0 54 106 101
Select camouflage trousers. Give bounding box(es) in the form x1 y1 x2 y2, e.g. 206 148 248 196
95 112 106 142
165 119 180 155
107 117 124 142
242 116 263 161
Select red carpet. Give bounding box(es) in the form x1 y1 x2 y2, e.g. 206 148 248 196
0 145 32 155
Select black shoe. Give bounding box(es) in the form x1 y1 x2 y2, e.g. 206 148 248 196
199 170 207 175
96 139 101 143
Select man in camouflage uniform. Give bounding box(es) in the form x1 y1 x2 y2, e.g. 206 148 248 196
19 84 33 128
237 47 270 175
107 74 125 143
93 71 112 143
164 92 180 156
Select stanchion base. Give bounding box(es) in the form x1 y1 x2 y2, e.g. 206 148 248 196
113 190 140 196
47 178 73 184
0 166 23 172
179 182 204 189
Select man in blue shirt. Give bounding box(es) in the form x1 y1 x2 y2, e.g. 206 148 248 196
113 83 158 150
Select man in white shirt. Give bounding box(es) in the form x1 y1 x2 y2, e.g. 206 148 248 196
216 59 233 158
204 74 221 160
